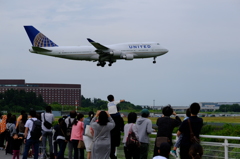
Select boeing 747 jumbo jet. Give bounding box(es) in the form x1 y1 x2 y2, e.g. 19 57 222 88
24 26 168 67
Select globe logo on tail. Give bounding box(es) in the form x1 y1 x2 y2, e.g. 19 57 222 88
33 33 58 47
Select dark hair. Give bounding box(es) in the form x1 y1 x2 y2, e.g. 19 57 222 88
189 143 203 159
58 118 67 130
162 105 173 116
9 115 16 124
46 106 52 113
88 111 95 121
107 95 114 102
190 103 200 115
128 112 137 123
73 113 84 125
29 110 36 117
98 111 109 126
58 118 64 123
36 112 41 120
12 133 18 137
186 108 191 117
158 142 171 158
21 114 28 124
70 110 77 118
6 113 12 123
21 110 26 115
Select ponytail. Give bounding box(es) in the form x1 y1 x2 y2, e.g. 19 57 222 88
73 118 78 125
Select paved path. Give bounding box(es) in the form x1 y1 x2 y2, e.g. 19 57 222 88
0 150 24 159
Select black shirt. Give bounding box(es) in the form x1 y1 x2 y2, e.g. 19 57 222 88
179 116 203 146
156 116 182 145
12 138 22 150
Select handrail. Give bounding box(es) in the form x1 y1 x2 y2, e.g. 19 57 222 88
152 132 240 140
150 132 240 159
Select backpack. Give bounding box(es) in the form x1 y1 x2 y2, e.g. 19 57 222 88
66 118 73 141
43 113 52 129
126 124 140 148
30 119 42 140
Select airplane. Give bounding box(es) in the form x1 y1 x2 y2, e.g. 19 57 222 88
24 26 168 67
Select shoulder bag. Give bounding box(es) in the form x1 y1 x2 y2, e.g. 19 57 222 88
43 113 52 129
188 119 200 144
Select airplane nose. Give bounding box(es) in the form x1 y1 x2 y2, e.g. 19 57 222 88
161 48 168 54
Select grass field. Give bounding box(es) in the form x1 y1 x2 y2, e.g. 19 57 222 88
121 116 240 124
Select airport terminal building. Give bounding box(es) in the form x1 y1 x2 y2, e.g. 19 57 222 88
0 79 81 106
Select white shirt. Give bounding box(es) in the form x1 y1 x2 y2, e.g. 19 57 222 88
108 100 120 114
152 156 167 159
41 112 54 131
25 118 37 139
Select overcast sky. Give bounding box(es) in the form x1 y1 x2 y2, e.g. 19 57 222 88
0 0 239 106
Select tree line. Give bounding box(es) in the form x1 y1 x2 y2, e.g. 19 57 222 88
0 89 47 112
0 89 143 112
217 104 240 112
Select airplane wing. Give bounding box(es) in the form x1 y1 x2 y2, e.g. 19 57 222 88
87 38 109 52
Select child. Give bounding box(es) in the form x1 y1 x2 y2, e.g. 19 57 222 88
107 94 125 117
170 108 191 158
189 143 203 159
12 133 23 159
153 142 171 159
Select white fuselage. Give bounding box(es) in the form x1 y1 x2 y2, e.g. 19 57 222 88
29 42 168 61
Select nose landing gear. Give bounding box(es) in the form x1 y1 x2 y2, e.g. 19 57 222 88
153 57 157 64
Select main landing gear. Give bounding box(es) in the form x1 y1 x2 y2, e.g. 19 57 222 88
97 61 106 67
153 57 157 64
97 61 114 67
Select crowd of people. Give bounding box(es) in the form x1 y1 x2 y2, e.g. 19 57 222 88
0 94 204 159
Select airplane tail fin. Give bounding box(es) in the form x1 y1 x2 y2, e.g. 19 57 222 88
24 26 58 47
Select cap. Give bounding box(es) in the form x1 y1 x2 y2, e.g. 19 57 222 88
141 109 149 115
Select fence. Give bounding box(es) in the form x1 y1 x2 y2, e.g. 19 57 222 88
116 133 240 159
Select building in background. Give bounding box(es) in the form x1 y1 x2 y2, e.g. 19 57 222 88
0 79 81 106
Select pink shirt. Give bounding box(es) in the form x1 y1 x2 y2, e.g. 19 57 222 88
70 121 84 141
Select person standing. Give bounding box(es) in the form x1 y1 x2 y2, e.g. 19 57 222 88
90 111 115 159
5 115 17 155
0 114 7 150
12 133 23 159
136 109 154 159
110 107 124 159
83 111 94 159
15 111 26 129
17 113 28 154
55 118 68 159
177 103 203 159
122 112 139 159
153 105 182 156
41 106 54 159
22 110 41 159
65 110 77 159
71 113 84 159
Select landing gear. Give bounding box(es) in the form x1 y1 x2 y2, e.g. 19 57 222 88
97 61 106 67
153 57 157 64
97 61 114 67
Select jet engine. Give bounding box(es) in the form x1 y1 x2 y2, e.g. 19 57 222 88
120 54 134 60
109 51 122 56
